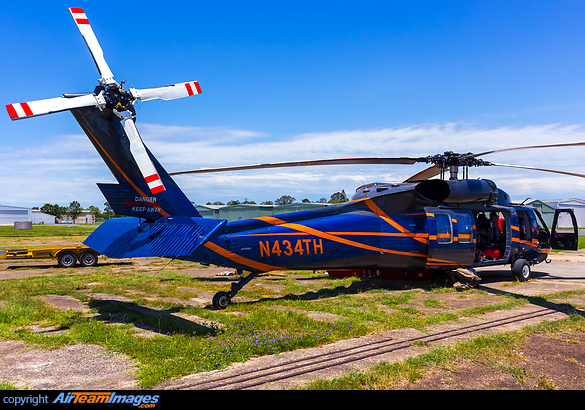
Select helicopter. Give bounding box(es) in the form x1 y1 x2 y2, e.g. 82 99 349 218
6 8 582 310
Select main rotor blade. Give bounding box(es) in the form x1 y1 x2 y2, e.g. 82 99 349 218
129 81 202 101
116 110 165 194
169 157 421 176
490 162 585 179
475 142 585 157
5 93 102 120
69 8 116 85
403 164 441 182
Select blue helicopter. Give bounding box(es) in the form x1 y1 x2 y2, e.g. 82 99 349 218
7 8 581 309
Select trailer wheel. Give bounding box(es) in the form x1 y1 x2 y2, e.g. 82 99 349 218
58 251 77 268
512 258 531 282
79 251 98 267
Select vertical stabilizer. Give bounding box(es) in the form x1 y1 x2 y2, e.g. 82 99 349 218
72 106 200 219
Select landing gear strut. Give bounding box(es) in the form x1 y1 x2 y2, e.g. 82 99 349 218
212 269 261 310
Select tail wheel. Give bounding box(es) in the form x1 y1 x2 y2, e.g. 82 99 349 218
79 251 98 267
212 291 231 310
58 251 77 268
512 258 531 282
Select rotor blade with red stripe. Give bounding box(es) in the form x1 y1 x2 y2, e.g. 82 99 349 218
117 110 166 194
69 7 116 85
129 81 202 102
5 93 102 120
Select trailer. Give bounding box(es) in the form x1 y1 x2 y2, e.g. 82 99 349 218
0 244 100 268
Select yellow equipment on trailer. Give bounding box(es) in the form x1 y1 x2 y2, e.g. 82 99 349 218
0 244 100 268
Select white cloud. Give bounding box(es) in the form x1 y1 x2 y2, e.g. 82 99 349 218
2 122 585 207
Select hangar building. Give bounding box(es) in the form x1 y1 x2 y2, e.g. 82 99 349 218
525 198 585 228
195 202 331 222
0 204 31 225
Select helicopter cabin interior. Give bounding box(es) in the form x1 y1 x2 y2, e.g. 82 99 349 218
472 210 510 264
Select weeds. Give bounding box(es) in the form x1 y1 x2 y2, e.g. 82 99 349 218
1 230 584 388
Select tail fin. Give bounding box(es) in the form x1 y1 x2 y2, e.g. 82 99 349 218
71 106 200 219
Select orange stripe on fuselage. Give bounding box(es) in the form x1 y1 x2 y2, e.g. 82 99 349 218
364 199 429 245
255 216 437 260
203 241 285 272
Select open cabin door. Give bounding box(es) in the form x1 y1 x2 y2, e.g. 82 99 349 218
550 209 579 251
425 208 476 269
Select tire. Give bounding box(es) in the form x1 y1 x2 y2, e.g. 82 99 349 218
512 258 531 282
79 251 98 267
58 251 77 268
212 291 231 310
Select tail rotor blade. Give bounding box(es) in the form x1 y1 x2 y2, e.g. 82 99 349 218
69 7 116 85
6 93 103 120
116 111 166 194
130 81 202 102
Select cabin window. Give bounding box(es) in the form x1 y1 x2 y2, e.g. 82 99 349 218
457 213 473 244
435 213 453 244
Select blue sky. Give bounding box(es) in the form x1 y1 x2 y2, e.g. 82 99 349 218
2 1 585 209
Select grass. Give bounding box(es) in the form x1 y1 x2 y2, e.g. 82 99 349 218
0 224 99 238
0 227 584 388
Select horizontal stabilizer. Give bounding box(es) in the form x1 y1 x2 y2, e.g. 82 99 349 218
99 183 163 219
84 216 226 259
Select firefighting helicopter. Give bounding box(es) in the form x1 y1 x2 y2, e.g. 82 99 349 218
6 8 582 310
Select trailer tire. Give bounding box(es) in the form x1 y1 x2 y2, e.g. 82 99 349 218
512 258 531 282
79 251 98 267
58 252 77 268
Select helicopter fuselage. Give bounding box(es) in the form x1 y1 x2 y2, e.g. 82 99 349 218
179 180 565 274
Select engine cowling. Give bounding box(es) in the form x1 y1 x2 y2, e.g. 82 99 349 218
415 179 498 204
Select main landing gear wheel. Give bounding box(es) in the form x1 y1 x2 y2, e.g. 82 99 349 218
512 258 531 282
58 251 77 268
212 291 231 310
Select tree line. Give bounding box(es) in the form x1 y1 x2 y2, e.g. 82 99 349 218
34 202 115 223
35 190 350 222
205 190 349 206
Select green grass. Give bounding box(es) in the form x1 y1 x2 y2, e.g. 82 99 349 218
1 227 584 388
2 264 583 388
0 224 99 238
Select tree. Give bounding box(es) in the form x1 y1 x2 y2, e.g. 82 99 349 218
40 203 67 219
301 198 310 203
103 202 114 219
329 190 348 204
89 205 101 221
275 195 295 206
261 200 274 205
316 197 327 203
67 201 82 223
226 200 240 206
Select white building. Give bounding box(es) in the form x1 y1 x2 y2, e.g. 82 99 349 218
0 204 69 225
0 204 31 226
32 210 57 224
541 198 585 228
